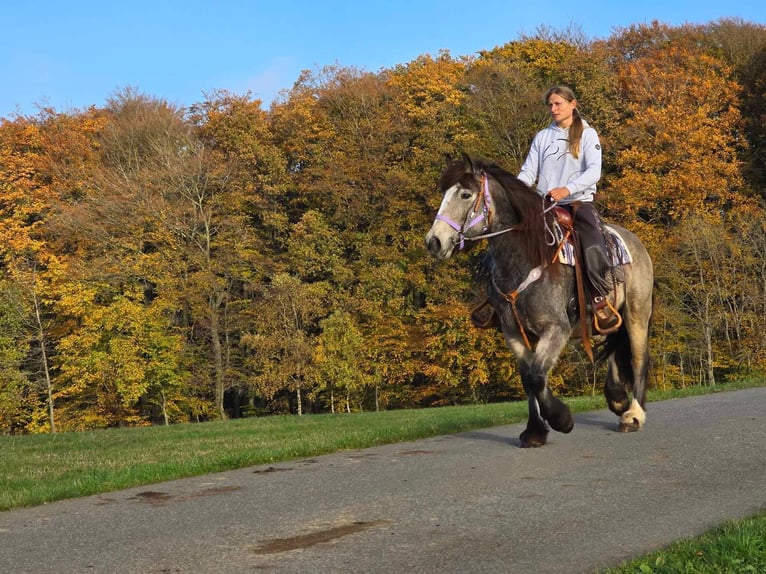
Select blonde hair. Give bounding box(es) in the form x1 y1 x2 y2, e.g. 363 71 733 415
544 85 583 159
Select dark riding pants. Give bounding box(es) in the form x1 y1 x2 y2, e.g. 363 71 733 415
570 202 613 297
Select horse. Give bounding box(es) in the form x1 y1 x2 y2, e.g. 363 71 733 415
424 154 653 448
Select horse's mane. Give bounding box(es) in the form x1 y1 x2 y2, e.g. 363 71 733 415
440 156 556 269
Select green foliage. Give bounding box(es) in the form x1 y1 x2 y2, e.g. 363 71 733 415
0 281 35 432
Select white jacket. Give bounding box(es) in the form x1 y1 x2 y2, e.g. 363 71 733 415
517 121 602 204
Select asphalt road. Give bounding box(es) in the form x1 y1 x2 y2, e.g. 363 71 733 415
2 387 765 574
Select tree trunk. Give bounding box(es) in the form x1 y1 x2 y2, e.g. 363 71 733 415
33 289 55 433
161 390 169 426
209 294 227 420
296 385 302 416
704 295 716 386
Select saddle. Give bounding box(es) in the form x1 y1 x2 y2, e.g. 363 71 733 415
469 206 627 359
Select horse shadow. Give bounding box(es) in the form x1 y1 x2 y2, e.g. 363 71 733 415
456 412 616 447
458 430 522 448
573 412 617 430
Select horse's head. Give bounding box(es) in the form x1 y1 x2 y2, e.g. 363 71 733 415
425 154 492 260
425 153 553 266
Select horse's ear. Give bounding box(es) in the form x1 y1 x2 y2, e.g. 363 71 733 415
461 152 476 175
444 153 453 166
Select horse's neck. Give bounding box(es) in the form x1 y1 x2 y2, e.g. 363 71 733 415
487 237 536 288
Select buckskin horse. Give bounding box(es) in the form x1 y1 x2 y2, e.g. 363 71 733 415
425 154 653 447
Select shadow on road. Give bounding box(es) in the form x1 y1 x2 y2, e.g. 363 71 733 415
574 412 617 430
459 430 521 448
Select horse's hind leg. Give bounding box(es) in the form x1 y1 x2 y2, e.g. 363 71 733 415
619 332 650 432
604 356 645 432
604 357 630 416
604 321 650 432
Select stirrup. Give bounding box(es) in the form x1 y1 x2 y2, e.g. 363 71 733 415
470 297 500 329
593 296 622 335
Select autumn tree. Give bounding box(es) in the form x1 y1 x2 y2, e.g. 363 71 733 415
607 23 748 228
242 273 330 415
312 310 367 412
44 88 263 423
0 108 109 432
0 280 33 432
0 116 51 432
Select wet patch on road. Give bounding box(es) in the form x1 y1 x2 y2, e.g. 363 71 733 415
129 491 173 505
253 466 293 475
253 519 390 555
127 485 241 506
346 452 378 460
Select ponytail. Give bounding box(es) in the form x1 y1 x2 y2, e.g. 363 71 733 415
569 108 584 159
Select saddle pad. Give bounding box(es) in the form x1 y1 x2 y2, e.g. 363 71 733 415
557 225 632 267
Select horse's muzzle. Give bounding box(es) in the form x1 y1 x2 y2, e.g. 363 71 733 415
426 234 442 257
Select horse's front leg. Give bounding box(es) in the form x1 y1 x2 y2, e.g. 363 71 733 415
509 332 573 448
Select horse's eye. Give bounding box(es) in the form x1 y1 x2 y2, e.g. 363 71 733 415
460 190 473 200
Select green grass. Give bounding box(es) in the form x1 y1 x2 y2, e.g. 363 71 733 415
600 511 766 573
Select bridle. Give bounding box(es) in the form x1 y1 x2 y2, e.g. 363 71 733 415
434 172 518 250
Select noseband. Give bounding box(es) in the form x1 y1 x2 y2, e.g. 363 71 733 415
435 172 516 249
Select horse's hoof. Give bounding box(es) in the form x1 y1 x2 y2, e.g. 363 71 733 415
618 419 640 433
519 432 547 448
520 439 546 448
548 412 574 434
558 417 574 434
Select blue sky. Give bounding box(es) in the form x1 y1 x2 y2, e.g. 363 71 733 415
2 1 764 119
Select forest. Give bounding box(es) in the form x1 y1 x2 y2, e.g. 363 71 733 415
1 19 765 433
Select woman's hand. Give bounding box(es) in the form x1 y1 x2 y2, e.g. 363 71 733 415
546 187 570 202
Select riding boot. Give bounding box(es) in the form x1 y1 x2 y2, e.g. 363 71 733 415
574 203 622 334
584 246 621 333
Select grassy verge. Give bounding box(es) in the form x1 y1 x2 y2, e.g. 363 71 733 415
0 378 761 512
601 510 766 573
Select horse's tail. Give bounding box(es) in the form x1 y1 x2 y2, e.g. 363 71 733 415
596 326 634 385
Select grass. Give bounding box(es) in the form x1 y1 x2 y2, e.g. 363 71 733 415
600 511 766 573
2 379 764 573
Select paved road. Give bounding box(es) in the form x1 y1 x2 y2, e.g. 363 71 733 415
2 387 765 574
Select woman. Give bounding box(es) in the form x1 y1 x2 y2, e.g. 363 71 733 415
517 85 619 332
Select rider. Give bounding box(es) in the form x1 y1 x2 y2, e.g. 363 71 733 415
516 85 620 332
